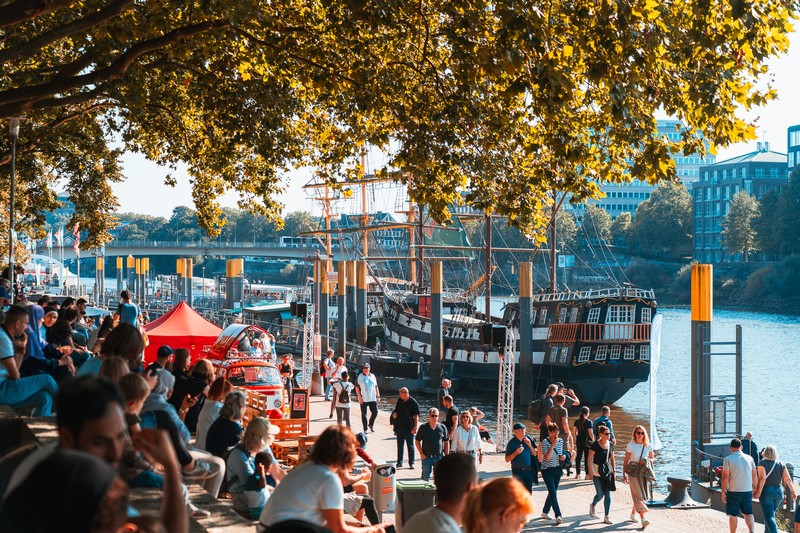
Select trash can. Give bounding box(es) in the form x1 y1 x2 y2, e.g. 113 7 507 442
370 463 397 515
396 480 436 531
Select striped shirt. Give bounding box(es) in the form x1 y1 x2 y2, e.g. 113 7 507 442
540 437 564 469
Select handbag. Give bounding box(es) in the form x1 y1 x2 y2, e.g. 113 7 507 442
601 444 616 491
625 446 645 477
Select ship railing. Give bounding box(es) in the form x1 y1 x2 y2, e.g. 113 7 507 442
546 323 651 343
532 287 655 302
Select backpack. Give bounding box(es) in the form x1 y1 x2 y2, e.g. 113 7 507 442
337 383 351 404
528 394 547 423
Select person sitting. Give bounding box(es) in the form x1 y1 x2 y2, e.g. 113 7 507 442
19 304 75 381
226 417 281 519
169 359 214 433
0 305 59 416
196 377 233 450
205 390 247 458
258 425 386 532
78 322 145 378
462 477 535 533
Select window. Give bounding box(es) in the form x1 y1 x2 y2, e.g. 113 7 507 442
595 346 608 361
640 345 650 361
587 308 601 323
641 307 652 323
578 346 592 363
569 307 580 323
530 309 537 325
549 347 559 363
539 308 548 325
607 305 635 323
610 345 621 360
624 346 635 360
558 307 568 324
560 347 569 363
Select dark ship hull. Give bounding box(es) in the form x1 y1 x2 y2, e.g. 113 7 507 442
382 287 657 405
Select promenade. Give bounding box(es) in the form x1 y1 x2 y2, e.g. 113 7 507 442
305 394 758 532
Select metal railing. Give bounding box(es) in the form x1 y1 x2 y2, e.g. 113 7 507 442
546 323 651 343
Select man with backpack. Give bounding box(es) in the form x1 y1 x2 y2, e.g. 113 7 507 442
594 405 616 445
530 384 559 441
330 371 355 428
391 387 419 469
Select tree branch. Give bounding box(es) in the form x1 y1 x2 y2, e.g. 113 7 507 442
0 0 134 65
0 19 230 117
0 0 76 30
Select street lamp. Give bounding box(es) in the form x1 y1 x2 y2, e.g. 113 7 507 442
201 266 206 304
8 118 19 298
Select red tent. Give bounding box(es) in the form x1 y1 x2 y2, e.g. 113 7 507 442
143 302 223 364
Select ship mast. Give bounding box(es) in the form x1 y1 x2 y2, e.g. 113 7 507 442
485 213 492 319
549 190 568 293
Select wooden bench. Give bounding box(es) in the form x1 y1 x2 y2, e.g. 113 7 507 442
270 417 309 440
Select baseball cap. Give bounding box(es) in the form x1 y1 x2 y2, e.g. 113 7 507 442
362 362 370 369
555 382 565 389
156 345 175 359
513 422 526 430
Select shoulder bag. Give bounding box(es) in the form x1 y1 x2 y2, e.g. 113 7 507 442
601 443 616 491
625 446 645 477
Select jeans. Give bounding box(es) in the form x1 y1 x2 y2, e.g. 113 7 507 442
575 445 590 476
336 407 351 428
760 485 783 533
396 431 415 466
421 454 442 481
324 382 333 401
592 476 612 516
541 467 563 518
512 468 535 493
360 401 378 431
0 374 58 416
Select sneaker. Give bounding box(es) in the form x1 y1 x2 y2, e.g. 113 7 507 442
396 462 403 468
183 460 215 481
369 426 375 433
603 517 612 524
189 504 212 518
540 513 551 520
641 519 650 529
556 517 563 525
589 504 597 518
409 463 415 469
630 513 638 523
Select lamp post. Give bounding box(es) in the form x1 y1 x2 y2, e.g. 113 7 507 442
201 266 206 304
8 118 19 298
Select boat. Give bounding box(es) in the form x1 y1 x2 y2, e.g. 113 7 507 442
378 196 658 405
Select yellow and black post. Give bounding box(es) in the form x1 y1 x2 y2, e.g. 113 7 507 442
691 264 713 471
96 254 104 305
185 258 193 306
319 261 329 353
126 255 135 292
519 262 533 406
346 260 356 343
116 257 123 294
176 258 185 303
337 263 347 358
429 261 443 385
356 261 368 345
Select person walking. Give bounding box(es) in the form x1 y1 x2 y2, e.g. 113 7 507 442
450 410 483 468
537 384 558 442
721 437 758 533
327 356 346 417
622 425 654 528
437 379 451 410
356 363 380 433
573 406 594 480
391 387 419 469
322 349 335 401
538 422 566 525
754 445 796 533
594 406 616 445
415 408 450 481
442 395 459 441
588 425 616 524
331 371 355 428
505 422 538 492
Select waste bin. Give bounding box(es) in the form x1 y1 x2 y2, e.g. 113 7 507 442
396 480 436 531
370 463 397 515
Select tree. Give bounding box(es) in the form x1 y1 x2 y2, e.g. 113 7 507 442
115 213 166 240
628 183 692 255
610 212 632 247
281 211 317 239
753 190 781 259
580 205 612 245
153 206 204 242
552 210 578 254
721 191 758 261
776 167 800 256
0 0 794 254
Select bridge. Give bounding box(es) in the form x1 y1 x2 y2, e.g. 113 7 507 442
35 240 345 261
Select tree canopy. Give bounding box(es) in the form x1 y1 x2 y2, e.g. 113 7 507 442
627 182 693 254
0 0 796 255
722 191 759 260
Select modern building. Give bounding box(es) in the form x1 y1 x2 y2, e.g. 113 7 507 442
788 124 800 171
692 142 787 263
570 119 715 220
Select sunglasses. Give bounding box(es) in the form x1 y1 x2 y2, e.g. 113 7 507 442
429 414 439 417
635 431 645 435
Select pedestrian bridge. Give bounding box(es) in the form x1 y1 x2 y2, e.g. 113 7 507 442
35 240 336 261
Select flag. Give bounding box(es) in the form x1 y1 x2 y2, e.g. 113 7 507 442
46 230 52 250
55 227 63 247
73 223 80 257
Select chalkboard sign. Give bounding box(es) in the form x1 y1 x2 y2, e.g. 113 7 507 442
290 388 309 419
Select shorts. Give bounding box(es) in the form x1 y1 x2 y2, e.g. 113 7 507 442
794 504 800 524
725 491 753 516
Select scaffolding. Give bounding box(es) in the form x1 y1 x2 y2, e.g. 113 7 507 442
495 330 516 453
301 304 316 389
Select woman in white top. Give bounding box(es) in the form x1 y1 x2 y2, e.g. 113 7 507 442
622 425 655 528
450 411 483 466
330 371 355 428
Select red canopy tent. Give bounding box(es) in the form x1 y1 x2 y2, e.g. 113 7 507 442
143 302 223 364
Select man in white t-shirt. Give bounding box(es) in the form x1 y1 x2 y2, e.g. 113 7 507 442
356 363 380 433
721 437 757 533
403 452 477 532
322 349 335 401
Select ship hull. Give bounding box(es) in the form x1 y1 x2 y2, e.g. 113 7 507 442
382 288 657 405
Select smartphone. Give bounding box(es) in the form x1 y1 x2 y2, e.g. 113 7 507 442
384 526 396 533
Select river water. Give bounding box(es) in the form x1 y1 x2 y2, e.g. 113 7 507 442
380 307 800 490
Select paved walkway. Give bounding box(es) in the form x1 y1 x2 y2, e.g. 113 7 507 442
306 394 756 532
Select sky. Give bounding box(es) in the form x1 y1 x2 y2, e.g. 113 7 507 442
113 28 800 219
